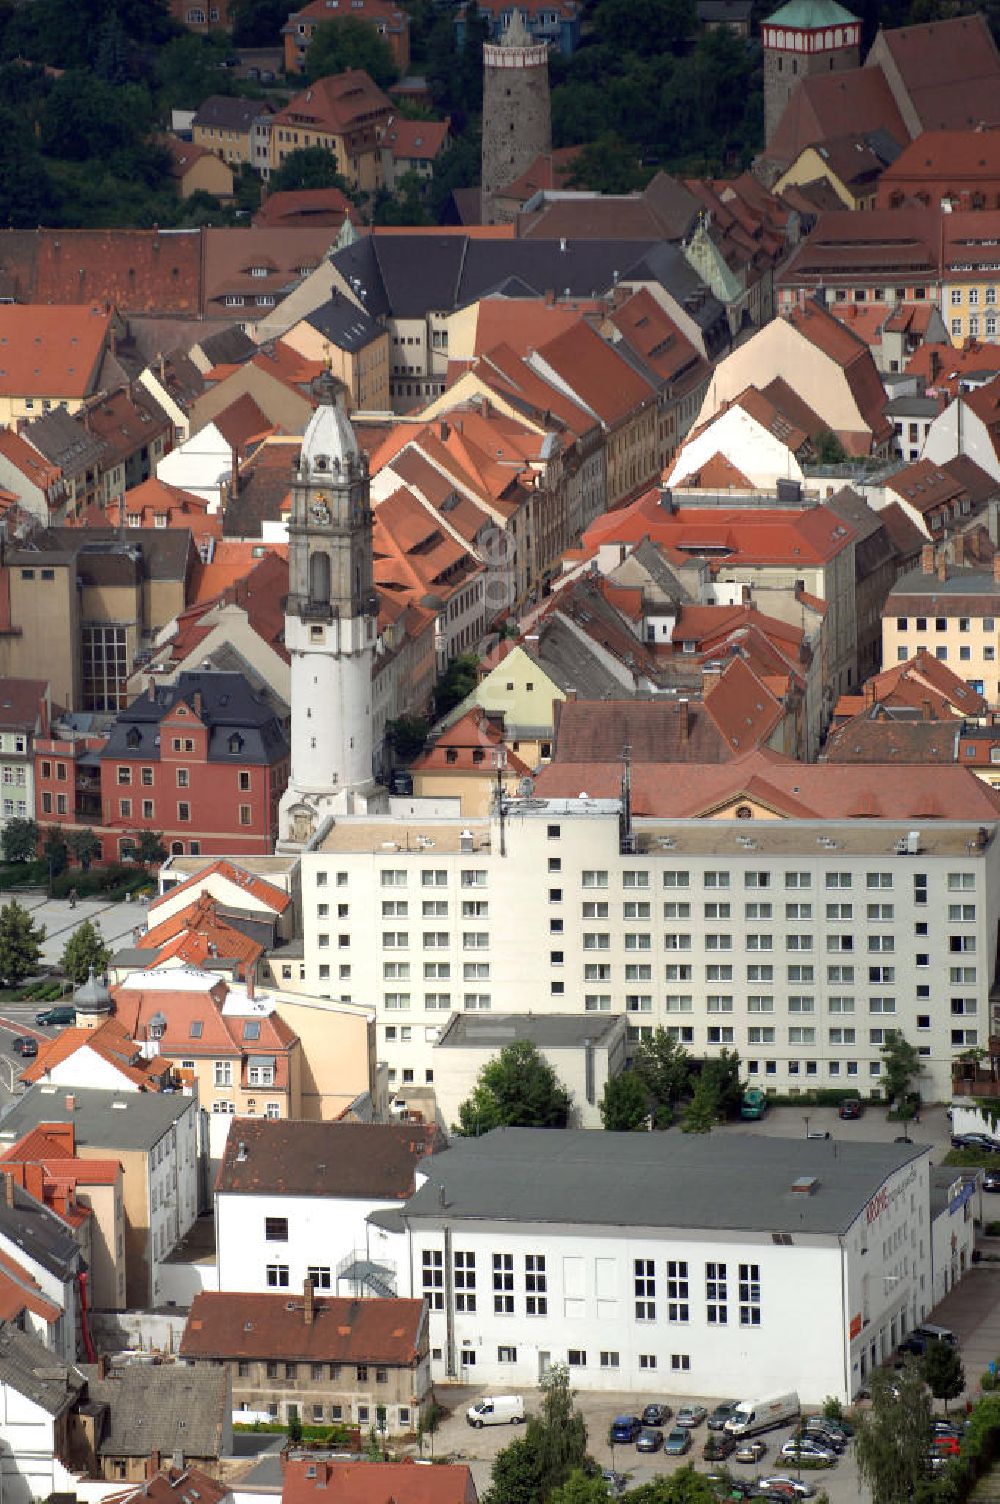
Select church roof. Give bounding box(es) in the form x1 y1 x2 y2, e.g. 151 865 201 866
765 0 857 26
300 375 358 472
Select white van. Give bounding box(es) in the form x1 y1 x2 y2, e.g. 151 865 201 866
466 1395 525 1428
724 1391 800 1437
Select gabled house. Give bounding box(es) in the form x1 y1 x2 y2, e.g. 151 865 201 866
0 429 67 524
0 1322 85 1504
268 71 395 194
0 305 116 425
18 1020 174 1095
283 0 411 75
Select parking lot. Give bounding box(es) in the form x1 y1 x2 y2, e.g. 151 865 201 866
429 1386 868 1502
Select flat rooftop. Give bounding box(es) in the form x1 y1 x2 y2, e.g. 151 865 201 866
0 1084 192 1152
437 1012 623 1051
319 820 492 854
402 1128 929 1236
162 854 299 881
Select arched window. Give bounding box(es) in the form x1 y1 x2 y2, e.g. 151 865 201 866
310 550 331 606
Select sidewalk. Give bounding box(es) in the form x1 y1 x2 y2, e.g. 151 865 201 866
3 890 150 965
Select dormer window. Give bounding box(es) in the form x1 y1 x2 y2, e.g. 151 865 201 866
229 733 245 755
249 266 268 278
126 728 141 749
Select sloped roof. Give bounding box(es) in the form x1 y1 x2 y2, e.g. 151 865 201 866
215 1118 442 1198
583 490 856 564
272 70 394 136
282 1459 475 1504
83 1363 229 1458
874 14 1000 133
181 1292 425 1365
0 305 110 398
148 858 291 916
19 1019 171 1090
766 68 907 172
0 1322 83 1414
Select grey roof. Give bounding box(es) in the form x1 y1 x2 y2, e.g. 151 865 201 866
533 616 631 701
100 671 289 767
825 486 886 544
0 1322 84 1415
436 1012 623 1051
616 537 692 604
885 395 939 418
73 966 112 1014
0 1180 81 1282
192 96 269 132
21 408 107 475
82 1363 229 1458
305 293 383 353
888 564 1000 600
197 326 256 367
27 527 193 584
400 1128 929 1236
0 1084 193 1153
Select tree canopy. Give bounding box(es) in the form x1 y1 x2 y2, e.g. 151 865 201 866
599 1071 650 1131
269 145 356 197
485 1366 589 1504
880 1030 922 1115
922 1341 965 1412
61 919 112 986
455 1040 572 1135
306 17 398 87
855 1364 933 1504
0 899 45 985
632 1028 693 1124
1 818 38 865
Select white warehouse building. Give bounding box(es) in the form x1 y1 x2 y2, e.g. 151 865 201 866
373 1128 966 1404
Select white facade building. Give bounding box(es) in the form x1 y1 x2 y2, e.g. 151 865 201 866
296 782 1000 1104
378 1127 938 1404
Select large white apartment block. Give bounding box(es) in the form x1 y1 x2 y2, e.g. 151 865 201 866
374 1128 959 1404
298 787 1000 1104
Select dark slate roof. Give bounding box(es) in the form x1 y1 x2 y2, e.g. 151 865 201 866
0 1322 83 1415
192 96 269 132
534 616 631 701
0 1085 193 1153
0 1179 82 1282
216 1118 443 1198
621 243 731 354
328 235 717 324
100 671 289 767
21 408 107 475
198 325 257 367
35 528 193 584
305 292 383 353
401 1127 929 1235
82 1363 229 1458
437 1012 623 1050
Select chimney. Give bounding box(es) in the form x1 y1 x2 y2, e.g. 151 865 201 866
937 554 948 582
65 1094 76 1113
246 971 255 1000
2 1172 14 1208
303 1276 315 1326
145 1448 161 1479
921 697 933 721
930 349 941 382
921 543 935 574
678 698 689 744
953 531 965 568
864 678 877 708
993 552 1000 584
98 1353 110 1381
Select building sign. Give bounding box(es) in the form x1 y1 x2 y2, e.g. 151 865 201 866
864 1165 919 1226
849 1313 862 1339
949 1182 975 1216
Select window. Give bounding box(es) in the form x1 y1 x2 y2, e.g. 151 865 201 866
635 1258 655 1320
178 801 190 823
639 1354 657 1370
422 1249 443 1311
739 1263 760 1326
493 1252 514 1313
663 871 690 888
82 625 128 711
525 1254 547 1315
667 1260 688 1322
706 1262 727 1325
265 1217 288 1241
266 1264 289 1288
308 1267 331 1290
600 1351 620 1369
671 1354 691 1372
214 1061 232 1086
454 1250 476 1313
498 1345 517 1363
704 871 729 889
568 1350 587 1368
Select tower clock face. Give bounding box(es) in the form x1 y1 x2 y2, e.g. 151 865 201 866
311 499 331 525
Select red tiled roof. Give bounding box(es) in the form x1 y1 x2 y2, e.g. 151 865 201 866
498 147 580 205
282 1459 476 1504
0 305 110 398
181 1290 425 1364
131 1468 231 1504
765 68 908 172
384 119 450 161
0 428 62 493
215 1117 442 1198
532 320 655 427
19 1019 171 1090
148 857 291 916
272 70 393 138
254 188 359 230
138 894 266 979
0 228 203 316
411 706 529 774
875 14 1000 134
583 491 856 565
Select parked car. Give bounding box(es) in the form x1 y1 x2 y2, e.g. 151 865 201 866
951 1133 1000 1152
899 1325 958 1357
983 1170 1000 1192
933 1420 965 1438
663 1427 693 1456
676 1404 708 1428
734 1440 768 1464
779 1439 837 1466
704 1431 737 1461
637 1427 664 1454
795 1427 844 1454
610 1416 642 1445
708 1401 740 1431
602 1471 628 1497
838 1098 863 1120
642 1403 672 1427
34 1005 75 1027
757 1478 816 1499
932 1434 961 1457
9 1036 37 1057
803 1415 853 1440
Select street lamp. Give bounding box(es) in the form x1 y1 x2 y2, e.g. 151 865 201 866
804 1114 811 1139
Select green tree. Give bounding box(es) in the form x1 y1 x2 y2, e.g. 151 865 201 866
67 828 101 872
922 1341 965 1414
549 1473 612 1504
434 653 479 716
599 1071 649 1131
385 714 429 762
60 919 111 986
565 133 648 195
485 1434 543 1504
306 17 398 87
632 1028 692 1122
372 170 433 226
287 1404 303 1444
880 1030 921 1115
230 0 291 46
135 830 168 867
1 817 38 865
269 145 355 197
855 1365 933 1504
39 72 153 161
592 0 695 54
487 1366 587 1504
682 1073 721 1134
43 827 68 879
627 1469 725 1504
0 898 45 985
0 108 58 228
815 430 848 465
455 1040 571 1135
700 1048 743 1119
428 127 482 220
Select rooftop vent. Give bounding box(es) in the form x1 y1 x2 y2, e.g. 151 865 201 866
790 1175 819 1195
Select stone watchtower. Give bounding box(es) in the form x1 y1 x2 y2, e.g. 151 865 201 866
481 9 551 225
762 0 861 145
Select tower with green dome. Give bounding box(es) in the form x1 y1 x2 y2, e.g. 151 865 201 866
763 0 861 144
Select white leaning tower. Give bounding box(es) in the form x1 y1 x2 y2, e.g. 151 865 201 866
278 374 385 849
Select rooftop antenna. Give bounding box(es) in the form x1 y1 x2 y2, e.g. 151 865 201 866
493 747 507 857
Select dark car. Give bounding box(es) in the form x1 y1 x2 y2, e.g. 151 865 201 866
952 1133 1000 1152
838 1098 863 1120
704 1431 737 1461
663 1427 692 1456
610 1415 642 1445
34 1005 75 1028
9 1036 37 1057
795 1426 844 1454
642 1404 672 1427
708 1401 740 1431
636 1427 664 1454
984 1170 1000 1192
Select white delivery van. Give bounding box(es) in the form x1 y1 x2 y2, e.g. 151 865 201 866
466 1395 525 1427
724 1391 800 1437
